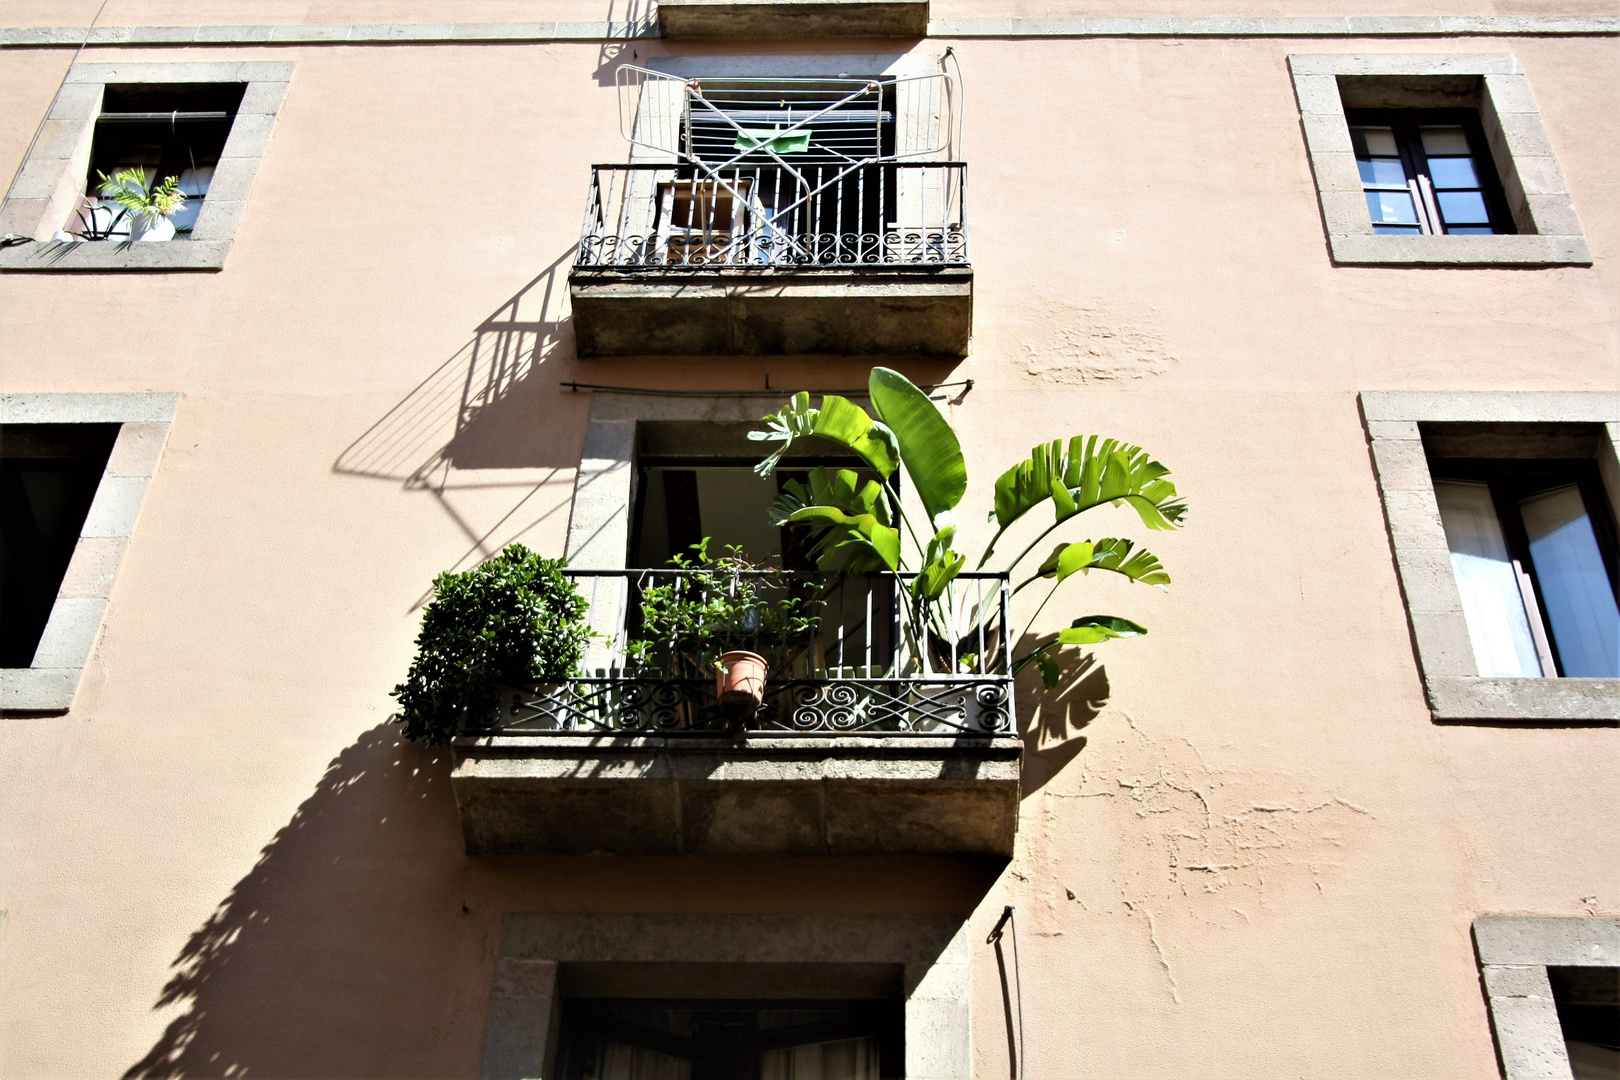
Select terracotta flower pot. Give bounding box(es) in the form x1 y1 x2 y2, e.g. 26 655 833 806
716 650 768 712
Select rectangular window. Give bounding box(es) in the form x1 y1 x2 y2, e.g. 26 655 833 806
558 999 903 1079
0 424 120 666
1430 459 1620 678
81 83 246 240
1347 109 1514 236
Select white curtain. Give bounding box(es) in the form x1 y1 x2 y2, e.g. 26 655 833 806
589 1041 692 1080
1434 480 1543 677
1520 484 1620 677
759 1036 880 1080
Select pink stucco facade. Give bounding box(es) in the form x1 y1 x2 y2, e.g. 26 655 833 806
0 1 1615 1077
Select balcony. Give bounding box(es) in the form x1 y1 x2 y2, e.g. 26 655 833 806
569 162 972 358
451 570 1021 857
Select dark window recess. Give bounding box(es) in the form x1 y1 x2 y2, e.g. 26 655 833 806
558 999 903 1080
1429 458 1620 678
631 458 873 570
0 424 119 667
84 83 246 238
1548 967 1620 1080
1346 108 1515 236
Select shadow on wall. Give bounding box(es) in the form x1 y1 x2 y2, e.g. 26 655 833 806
594 0 654 86
1013 636 1109 795
124 725 484 1080
334 245 588 600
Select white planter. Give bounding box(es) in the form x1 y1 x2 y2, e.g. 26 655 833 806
127 216 176 242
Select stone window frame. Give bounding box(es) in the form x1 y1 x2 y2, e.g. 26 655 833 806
0 61 292 272
1289 54 1590 266
479 913 971 1080
1473 915 1619 1080
1361 391 1619 723
0 392 179 713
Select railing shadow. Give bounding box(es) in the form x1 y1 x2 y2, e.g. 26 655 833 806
123 725 477 1079
333 245 586 602
1013 633 1109 795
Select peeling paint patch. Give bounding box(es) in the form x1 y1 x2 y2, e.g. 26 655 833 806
1011 297 1178 384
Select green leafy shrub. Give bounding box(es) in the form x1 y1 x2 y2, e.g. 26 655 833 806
393 544 589 745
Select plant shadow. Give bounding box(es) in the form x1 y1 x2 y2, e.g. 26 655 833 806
122 724 484 1079
1012 632 1109 795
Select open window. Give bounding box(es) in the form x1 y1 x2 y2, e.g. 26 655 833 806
0 424 119 667
1429 453 1619 680
80 82 246 240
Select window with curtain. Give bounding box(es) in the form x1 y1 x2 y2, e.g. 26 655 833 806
1431 459 1620 679
558 1001 901 1080
1346 108 1514 235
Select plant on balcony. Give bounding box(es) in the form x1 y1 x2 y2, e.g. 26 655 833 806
751 368 1186 688
628 539 822 710
393 544 590 746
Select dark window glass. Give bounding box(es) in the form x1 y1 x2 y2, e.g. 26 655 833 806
1 424 120 666
1548 967 1619 1080
84 83 245 238
558 999 903 1080
1346 109 1515 236
1428 458 1620 678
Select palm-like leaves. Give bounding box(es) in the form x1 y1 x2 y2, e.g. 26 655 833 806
772 467 900 573
985 436 1187 568
752 371 1187 688
750 391 899 479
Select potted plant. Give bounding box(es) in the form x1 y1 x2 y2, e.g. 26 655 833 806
392 544 591 746
93 167 186 242
629 539 822 720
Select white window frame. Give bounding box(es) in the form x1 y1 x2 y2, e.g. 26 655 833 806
0 393 178 712
1289 54 1590 266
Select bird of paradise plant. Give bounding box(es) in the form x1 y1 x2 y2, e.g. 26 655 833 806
750 367 1186 688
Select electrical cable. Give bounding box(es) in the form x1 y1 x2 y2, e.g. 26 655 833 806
942 46 966 161
987 904 1027 1080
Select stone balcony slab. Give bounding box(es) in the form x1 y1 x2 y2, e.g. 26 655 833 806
452 733 1021 856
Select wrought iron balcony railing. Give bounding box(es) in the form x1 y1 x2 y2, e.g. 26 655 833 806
467 569 1013 738
574 162 968 271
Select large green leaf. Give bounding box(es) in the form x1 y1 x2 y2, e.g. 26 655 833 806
911 526 965 601
1013 615 1149 677
1058 615 1148 644
772 467 899 572
993 436 1185 532
868 367 966 524
750 392 899 479
1035 538 1171 588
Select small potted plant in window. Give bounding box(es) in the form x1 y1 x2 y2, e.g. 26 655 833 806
93 168 186 242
